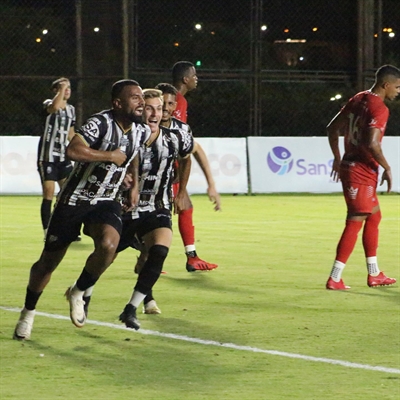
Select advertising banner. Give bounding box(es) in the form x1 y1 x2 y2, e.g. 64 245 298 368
187 137 248 194
248 137 400 193
1 136 398 194
0 136 249 195
0 136 41 194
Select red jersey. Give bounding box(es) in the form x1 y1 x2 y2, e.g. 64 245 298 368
341 90 388 172
173 92 187 123
342 90 389 170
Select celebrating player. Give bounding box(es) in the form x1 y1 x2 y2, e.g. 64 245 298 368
13 80 150 340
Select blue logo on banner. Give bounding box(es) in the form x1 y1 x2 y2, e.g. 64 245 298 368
267 146 294 175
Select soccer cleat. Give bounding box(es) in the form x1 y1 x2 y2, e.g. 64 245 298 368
83 296 91 318
65 286 86 328
186 256 218 272
119 304 140 330
13 308 35 340
326 277 351 290
143 300 161 314
367 272 396 287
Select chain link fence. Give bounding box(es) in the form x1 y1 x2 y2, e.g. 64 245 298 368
1 0 399 137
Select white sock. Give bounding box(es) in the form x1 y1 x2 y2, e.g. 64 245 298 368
185 244 196 253
366 256 380 276
128 291 146 308
84 286 93 297
70 282 84 298
329 261 345 282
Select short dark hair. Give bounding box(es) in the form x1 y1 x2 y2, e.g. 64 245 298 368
51 77 69 90
375 65 400 84
172 61 194 84
111 79 140 100
155 82 178 96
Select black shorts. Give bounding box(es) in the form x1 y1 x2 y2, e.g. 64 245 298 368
117 209 172 253
38 161 73 183
45 201 122 251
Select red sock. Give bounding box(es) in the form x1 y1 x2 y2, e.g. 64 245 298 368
362 210 381 257
335 220 363 263
178 208 195 247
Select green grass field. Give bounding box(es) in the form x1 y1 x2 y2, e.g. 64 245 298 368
1 194 399 400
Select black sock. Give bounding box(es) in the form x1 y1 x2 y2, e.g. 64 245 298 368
25 287 43 310
186 250 197 258
144 290 154 305
41 199 52 229
76 268 99 291
135 245 168 294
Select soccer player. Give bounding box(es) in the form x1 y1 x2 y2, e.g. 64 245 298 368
171 61 219 271
156 82 220 212
131 82 221 312
82 84 220 317
13 79 150 340
326 64 400 290
117 88 194 329
37 77 76 238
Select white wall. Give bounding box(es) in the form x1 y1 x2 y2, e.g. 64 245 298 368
0 136 398 194
0 136 41 194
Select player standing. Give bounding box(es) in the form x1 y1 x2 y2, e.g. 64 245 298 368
172 61 219 271
326 65 400 290
37 77 76 238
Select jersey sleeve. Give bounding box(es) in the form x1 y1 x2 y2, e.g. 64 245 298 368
76 115 107 147
176 128 194 158
42 99 52 113
367 97 389 133
70 105 76 128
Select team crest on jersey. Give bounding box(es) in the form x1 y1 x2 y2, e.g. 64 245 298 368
348 186 359 200
82 120 100 138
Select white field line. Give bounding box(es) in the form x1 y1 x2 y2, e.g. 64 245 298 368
3 306 400 375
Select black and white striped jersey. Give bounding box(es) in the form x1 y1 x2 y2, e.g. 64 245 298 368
57 109 150 206
38 100 75 163
128 125 194 218
169 117 192 136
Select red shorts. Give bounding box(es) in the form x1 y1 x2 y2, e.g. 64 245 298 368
341 181 378 214
340 162 379 214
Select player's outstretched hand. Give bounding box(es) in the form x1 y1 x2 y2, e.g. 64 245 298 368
380 168 392 193
207 187 221 211
173 191 191 214
123 186 139 212
330 158 341 182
